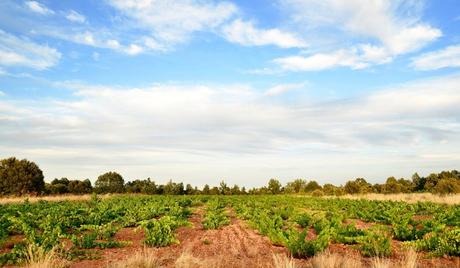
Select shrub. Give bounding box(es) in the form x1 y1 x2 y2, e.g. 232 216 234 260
143 216 178 247
359 230 392 257
295 213 313 228
286 229 331 258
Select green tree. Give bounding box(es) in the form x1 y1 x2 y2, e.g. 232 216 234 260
285 179 307 193
0 157 45 195
267 178 282 194
432 178 460 195
219 180 229 195
304 180 322 193
344 178 371 194
202 184 210 195
95 171 125 193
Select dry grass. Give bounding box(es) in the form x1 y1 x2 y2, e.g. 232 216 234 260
309 251 362 268
329 193 460 205
112 248 158 268
174 251 224 268
24 244 67 268
273 254 296 268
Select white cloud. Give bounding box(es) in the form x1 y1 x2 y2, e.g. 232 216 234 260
0 90 5 96
107 0 237 47
222 19 307 48
273 48 368 71
271 0 441 71
65 10 86 23
265 83 306 96
1 74 460 183
25 1 54 15
0 30 61 70
412 44 460 70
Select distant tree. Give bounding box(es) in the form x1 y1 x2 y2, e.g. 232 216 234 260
230 184 241 195
304 180 322 193
219 180 229 195
0 157 45 195
125 178 156 194
267 179 282 194
284 179 307 193
323 183 344 196
163 180 184 195
382 177 402 194
95 172 125 193
344 178 371 194
241 187 247 194
411 173 425 192
210 186 220 195
185 184 194 195
433 178 460 195
202 184 210 195
68 179 92 194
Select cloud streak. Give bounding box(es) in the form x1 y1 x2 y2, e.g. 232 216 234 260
0 30 61 70
1 74 460 183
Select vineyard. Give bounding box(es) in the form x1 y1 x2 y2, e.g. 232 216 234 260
0 195 459 267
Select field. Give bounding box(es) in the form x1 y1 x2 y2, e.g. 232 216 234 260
0 195 459 267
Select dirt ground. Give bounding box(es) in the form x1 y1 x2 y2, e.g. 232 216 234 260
65 208 460 268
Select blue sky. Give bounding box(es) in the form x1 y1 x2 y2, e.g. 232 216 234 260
1 0 460 187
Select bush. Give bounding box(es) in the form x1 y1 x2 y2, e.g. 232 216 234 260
359 230 392 257
286 229 331 258
295 213 313 228
143 216 178 247
412 229 460 256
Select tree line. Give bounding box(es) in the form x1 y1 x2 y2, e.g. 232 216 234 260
1 157 459 196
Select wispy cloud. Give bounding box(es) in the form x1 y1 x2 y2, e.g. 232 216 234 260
269 0 441 72
1 74 460 182
107 0 237 49
65 10 86 23
412 44 460 70
222 19 307 48
0 30 61 70
25 1 54 15
264 82 307 96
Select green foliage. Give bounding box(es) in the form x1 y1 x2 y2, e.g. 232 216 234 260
295 213 312 228
202 201 230 229
0 157 45 195
410 228 460 256
359 229 392 257
286 229 331 258
95 171 125 193
143 216 178 247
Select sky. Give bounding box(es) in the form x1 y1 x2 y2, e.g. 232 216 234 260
0 0 460 187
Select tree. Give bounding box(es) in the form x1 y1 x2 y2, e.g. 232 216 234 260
267 179 282 194
344 178 371 194
304 180 322 193
95 171 125 193
230 184 241 195
284 179 307 193
68 179 92 194
202 184 210 195
0 157 45 195
382 177 402 194
219 180 229 195
432 178 460 195
185 184 194 195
